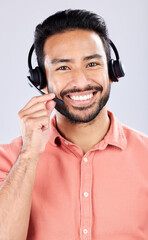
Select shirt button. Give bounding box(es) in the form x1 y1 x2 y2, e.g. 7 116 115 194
83 229 88 234
64 141 68 145
83 157 88 162
84 192 89 197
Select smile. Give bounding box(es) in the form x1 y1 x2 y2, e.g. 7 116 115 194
65 90 98 106
69 93 93 101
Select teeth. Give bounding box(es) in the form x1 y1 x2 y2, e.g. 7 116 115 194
70 93 93 101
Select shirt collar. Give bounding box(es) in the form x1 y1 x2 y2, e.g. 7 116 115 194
49 110 127 151
94 110 127 150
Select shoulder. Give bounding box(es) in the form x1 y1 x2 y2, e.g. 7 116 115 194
121 123 148 150
0 136 23 154
0 136 23 170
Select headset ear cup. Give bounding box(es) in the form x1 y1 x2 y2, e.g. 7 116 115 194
29 68 40 87
114 60 125 78
35 67 47 89
29 67 47 89
109 59 125 82
109 59 119 82
40 71 47 89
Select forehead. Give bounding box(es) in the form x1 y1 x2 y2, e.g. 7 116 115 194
43 29 106 60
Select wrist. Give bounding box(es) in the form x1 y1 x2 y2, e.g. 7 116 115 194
20 148 41 162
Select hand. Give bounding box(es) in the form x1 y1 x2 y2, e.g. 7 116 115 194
18 93 56 155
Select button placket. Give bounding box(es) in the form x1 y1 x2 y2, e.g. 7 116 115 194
80 155 93 240
83 157 88 163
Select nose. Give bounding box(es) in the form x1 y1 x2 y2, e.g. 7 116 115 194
70 69 90 89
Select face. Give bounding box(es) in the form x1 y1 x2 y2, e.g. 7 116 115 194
43 29 112 123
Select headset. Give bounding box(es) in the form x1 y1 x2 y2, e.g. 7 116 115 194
27 44 64 105
27 39 125 105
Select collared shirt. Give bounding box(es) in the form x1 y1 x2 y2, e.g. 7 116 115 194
0 110 148 240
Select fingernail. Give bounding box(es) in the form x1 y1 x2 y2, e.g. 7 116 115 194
49 93 55 98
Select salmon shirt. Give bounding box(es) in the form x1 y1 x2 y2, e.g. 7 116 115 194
0 110 148 240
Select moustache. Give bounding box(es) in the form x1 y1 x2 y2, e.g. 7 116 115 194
60 86 103 99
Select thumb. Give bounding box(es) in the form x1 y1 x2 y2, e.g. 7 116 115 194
45 100 56 114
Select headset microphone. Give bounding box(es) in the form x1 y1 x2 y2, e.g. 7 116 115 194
27 39 125 103
27 77 64 105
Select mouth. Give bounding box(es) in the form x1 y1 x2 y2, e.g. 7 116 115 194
64 90 98 106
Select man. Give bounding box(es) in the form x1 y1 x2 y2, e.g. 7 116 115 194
0 9 148 240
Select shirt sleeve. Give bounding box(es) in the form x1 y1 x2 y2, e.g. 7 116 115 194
0 136 22 187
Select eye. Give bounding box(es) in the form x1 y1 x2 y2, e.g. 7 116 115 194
56 66 70 70
87 62 99 67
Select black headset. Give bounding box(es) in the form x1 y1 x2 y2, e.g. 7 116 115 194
27 39 125 103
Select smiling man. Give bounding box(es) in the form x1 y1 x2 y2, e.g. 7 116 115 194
0 9 148 240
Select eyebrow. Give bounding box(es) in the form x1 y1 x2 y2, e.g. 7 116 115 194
83 54 103 61
51 54 103 65
51 58 73 64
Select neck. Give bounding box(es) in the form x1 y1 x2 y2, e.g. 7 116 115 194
55 107 110 154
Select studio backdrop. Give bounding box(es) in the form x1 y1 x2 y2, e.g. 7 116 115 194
0 0 147 143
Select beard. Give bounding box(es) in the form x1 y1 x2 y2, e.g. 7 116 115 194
48 83 111 123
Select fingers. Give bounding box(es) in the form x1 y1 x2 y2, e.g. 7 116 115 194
22 109 49 120
22 93 55 111
19 94 56 116
23 116 50 131
18 94 56 133
17 94 57 155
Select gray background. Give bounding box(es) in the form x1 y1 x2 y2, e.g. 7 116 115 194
0 0 148 144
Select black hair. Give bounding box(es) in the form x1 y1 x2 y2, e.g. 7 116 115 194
34 9 111 74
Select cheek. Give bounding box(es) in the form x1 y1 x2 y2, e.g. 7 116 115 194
92 69 109 88
103 71 110 88
47 72 64 95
